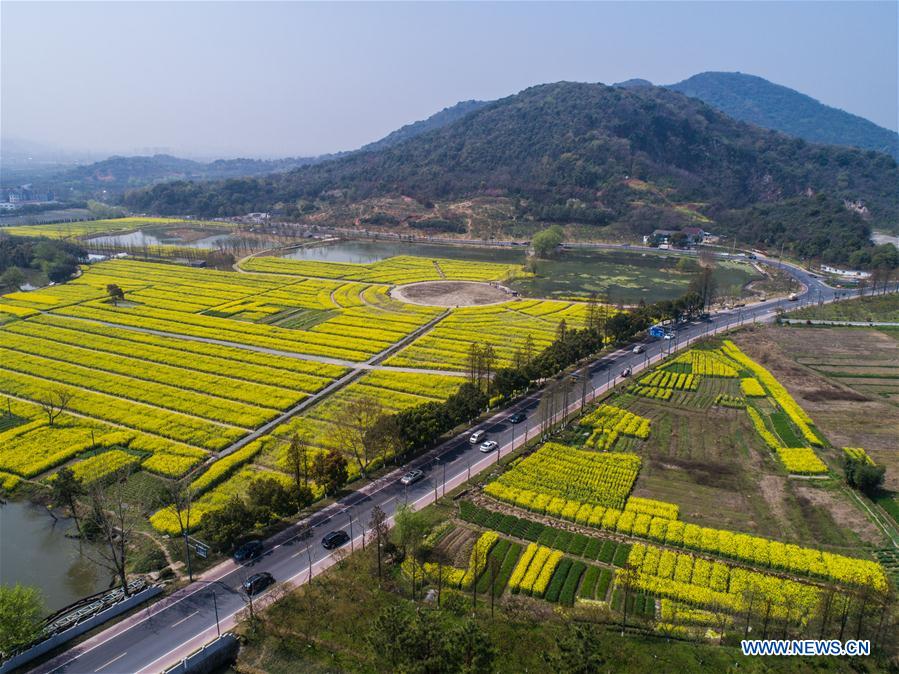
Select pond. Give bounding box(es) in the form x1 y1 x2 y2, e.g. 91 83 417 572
282 240 525 264
0 500 111 613
88 227 238 250
282 241 759 304
513 248 759 304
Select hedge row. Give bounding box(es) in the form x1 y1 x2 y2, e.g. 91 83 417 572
459 502 631 568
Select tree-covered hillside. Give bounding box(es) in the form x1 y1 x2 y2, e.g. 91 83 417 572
126 81 898 226
360 100 489 153
668 72 899 160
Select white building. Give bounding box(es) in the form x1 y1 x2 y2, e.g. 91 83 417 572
820 264 871 279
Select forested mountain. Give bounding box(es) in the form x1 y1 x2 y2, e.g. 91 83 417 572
668 72 899 160
125 81 899 254
361 100 490 152
21 102 491 200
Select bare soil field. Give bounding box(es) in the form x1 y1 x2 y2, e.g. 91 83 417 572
620 380 874 551
391 280 513 307
732 325 899 489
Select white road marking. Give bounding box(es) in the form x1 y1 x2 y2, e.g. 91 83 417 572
171 609 199 628
94 651 127 672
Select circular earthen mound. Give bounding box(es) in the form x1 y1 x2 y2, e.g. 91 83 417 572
390 281 512 307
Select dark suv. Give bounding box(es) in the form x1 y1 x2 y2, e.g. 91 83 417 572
233 540 264 563
322 530 350 550
242 572 274 595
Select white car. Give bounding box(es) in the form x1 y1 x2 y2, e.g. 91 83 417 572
632 344 645 354
400 469 424 486
469 430 486 444
663 332 675 340
479 440 499 453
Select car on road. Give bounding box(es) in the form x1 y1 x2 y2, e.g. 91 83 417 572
507 412 526 424
788 293 799 301
632 344 645 354
400 469 424 486
469 430 486 444
233 540 264 564
242 572 274 595
479 440 499 453
663 332 675 340
322 530 351 550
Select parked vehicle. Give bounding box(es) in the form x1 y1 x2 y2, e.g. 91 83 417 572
508 412 526 424
621 368 632 378
233 540 264 564
400 469 424 486
242 572 274 595
469 430 486 444
479 440 499 453
322 530 350 550
632 344 645 354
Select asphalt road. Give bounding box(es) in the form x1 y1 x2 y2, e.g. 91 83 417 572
32 254 850 674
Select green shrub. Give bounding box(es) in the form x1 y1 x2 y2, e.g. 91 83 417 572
560 561 586 606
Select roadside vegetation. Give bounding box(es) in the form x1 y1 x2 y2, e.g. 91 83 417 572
234 332 897 672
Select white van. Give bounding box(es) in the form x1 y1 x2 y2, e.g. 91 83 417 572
469 430 486 444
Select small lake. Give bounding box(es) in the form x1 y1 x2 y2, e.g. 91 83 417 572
283 240 526 264
88 228 237 250
282 241 758 304
0 500 111 613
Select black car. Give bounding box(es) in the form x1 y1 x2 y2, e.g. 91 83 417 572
508 412 526 424
242 571 274 595
322 530 350 550
233 540 264 563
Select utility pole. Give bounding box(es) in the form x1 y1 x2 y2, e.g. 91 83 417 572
346 508 354 552
212 590 220 637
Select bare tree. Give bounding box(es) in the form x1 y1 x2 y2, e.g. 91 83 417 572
38 388 74 426
329 395 384 478
366 414 401 468
523 333 535 364
481 344 496 388
160 479 195 581
467 342 483 385
87 470 147 596
284 433 312 489
368 505 388 584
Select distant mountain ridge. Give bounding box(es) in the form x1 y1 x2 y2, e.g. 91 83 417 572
666 71 899 159
125 80 899 262
12 102 492 199
16 70 899 221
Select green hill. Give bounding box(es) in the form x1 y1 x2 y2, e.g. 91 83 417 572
668 71 899 160
124 81 899 262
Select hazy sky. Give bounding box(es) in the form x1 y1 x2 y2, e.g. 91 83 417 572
2 1 897 159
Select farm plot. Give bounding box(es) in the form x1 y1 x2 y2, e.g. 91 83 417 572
0 217 230 239
486 443 641 511
4 314 344 393
241 254 523 284
733 326 899 489
257 370 466 478
150 465 293 535
384 300 588 370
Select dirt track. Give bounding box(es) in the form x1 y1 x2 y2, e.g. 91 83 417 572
390 280 512 307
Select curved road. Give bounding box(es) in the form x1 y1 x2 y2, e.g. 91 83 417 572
32 254 847 674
